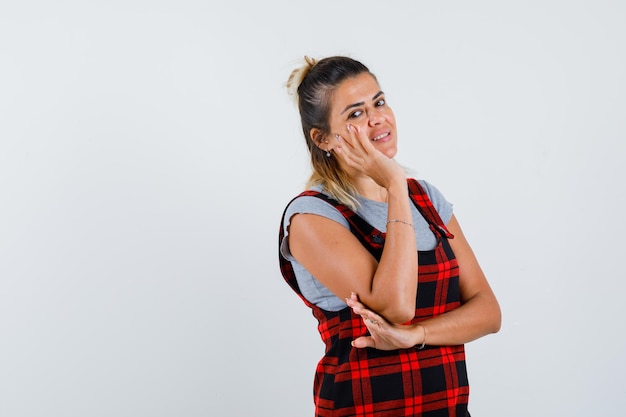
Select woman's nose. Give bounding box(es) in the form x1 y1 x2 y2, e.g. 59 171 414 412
367 111 383 126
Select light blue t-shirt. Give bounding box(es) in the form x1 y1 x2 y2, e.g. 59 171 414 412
280 179 453 311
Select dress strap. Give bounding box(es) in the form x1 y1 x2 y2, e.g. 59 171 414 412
406 179 454 239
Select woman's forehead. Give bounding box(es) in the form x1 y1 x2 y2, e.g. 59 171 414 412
330 74 381 112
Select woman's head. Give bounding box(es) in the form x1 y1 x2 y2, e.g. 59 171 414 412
287 56 372 144
287 56 393 207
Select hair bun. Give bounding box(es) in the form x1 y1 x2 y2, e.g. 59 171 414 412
286 56 317 101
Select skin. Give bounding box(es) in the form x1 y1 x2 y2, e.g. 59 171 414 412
288 72 501 346
290 73 418 323
346 212 502 349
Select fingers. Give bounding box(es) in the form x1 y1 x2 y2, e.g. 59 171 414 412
361 309 386 329
334 125 396 185
346 292 372 318
346 291 362 307
346 124 373 155
347 292 390 350
333 125 370 162
346 292 380 321
351 336 375 349
335 124 356 148
332 133 359 166
332 134 345 155
346 292 386 331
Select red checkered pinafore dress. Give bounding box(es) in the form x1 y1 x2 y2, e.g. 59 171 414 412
279 179 470 417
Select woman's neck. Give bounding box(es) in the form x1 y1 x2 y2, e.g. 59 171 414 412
352 176 389 203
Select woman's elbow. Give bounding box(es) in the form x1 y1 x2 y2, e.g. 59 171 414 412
471 289 501 334
382 305 416 324
488 301 502 334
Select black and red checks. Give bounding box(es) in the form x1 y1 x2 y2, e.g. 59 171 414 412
279 179 470 417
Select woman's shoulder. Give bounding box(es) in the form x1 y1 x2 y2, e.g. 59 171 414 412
414 178 440 196
408 178 445 199
409 178 454 224
283 186 349 227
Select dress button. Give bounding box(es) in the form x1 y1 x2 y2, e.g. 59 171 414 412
371 234 384 244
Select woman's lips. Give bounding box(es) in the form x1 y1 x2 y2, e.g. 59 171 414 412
372 132 391 142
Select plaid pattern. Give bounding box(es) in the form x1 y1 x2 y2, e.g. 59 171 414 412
279 179 469 417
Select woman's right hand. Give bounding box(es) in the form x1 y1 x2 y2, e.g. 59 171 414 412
333 124 405 190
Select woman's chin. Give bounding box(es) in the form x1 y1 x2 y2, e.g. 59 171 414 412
382 145 398 159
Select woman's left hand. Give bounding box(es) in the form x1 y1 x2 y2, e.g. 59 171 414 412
346 293 421 350
347 214 502 349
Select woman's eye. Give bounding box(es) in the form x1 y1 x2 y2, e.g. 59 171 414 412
349 110 363 119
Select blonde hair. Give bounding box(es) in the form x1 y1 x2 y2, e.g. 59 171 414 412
286 56 374 210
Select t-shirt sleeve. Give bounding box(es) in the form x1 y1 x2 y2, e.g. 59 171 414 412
417 179 454 225
280 195 350 261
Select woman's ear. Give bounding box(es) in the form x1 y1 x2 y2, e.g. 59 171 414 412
310 128 326 149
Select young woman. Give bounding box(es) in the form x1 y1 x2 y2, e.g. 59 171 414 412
278 56 501 417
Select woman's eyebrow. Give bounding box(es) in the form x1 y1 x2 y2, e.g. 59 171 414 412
341 91 385 115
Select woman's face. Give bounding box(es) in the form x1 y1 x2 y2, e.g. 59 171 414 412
327 72 398 159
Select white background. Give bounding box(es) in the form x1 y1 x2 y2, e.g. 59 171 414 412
1 1 624 416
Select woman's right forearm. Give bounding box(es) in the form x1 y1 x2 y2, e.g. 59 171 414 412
368 179 418 323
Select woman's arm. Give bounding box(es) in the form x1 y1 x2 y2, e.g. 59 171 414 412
288 126 418 324
347 214 501 349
